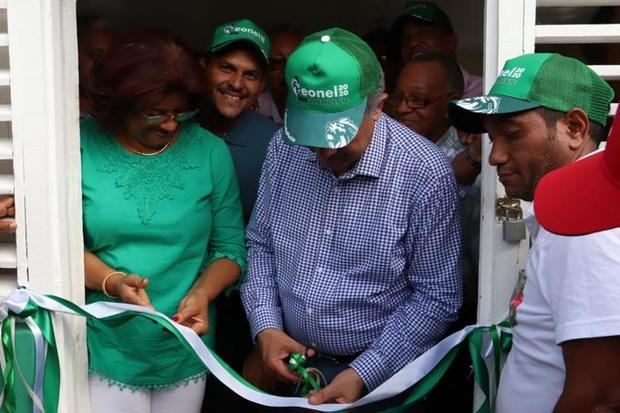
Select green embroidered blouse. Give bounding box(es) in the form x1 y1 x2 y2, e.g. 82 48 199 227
81 120 246 389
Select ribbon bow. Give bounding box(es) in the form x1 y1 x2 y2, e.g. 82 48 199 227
0 288 60 413
287 352 321 396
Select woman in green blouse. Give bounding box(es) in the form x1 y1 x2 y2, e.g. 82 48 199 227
81 30 246 413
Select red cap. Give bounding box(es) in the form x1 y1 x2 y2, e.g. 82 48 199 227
535 103 620 235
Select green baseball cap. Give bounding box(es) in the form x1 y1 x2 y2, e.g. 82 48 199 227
448 53 614 133
207 19 270 63
394 1 454 33
283 28 381 148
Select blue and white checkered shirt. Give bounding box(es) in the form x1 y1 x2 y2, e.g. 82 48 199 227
241 114 462 391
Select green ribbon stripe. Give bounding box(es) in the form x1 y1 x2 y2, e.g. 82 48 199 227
0 290 512 412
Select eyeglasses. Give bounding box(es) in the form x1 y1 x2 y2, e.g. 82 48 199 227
141 109 198 125
386 93 450 110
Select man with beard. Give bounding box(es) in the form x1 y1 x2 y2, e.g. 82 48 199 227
448 53 615 412
199 18 280 222
448 53 612 203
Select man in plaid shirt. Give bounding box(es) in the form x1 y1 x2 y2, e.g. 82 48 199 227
241 28 462 405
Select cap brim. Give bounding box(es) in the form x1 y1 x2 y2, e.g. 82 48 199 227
283 98 367 148
448 95 540 133
534 152 620 236
208 39 268 63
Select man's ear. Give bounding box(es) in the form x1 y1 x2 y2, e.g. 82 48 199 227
563 108 590 150
372 93 389 121
199 56 207 69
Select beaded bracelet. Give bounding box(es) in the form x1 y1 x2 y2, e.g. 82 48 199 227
102 271 127 298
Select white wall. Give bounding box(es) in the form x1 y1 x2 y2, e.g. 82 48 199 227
76 0 484 74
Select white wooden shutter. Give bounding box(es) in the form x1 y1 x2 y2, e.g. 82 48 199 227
0 1 17 293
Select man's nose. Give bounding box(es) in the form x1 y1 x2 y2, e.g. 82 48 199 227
488 139 508 166
229 72 244 90
158 117 179 132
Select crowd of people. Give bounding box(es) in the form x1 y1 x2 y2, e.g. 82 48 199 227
3 1 617 412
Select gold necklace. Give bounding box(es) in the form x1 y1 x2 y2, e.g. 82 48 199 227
121 136 171 156
134 140 171 156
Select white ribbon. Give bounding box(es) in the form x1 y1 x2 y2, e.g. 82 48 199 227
24 317 47 413
3 289 494 411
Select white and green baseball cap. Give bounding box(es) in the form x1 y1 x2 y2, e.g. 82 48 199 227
448 53 614 133
207 19 270 63
283 28 381 148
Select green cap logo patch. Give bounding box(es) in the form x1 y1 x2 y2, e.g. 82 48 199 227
325 118 358 149
291 76 351 105
455 96 502 114
222 23 267 44
208 19 270 61
495 67 526 86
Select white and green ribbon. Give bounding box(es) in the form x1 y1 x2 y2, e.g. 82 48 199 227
0 288 511 412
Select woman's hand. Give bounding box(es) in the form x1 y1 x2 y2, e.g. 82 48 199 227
174 291 209 335
107 273 154 309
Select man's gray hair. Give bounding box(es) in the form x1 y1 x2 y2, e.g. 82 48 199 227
364 69 386 116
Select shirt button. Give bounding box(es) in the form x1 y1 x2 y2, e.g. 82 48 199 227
317 267 324 274
332 187 340 194
307 307 313 315
311 343 317 348
324 229 332 236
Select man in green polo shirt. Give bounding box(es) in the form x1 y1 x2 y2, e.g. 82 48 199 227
448 53 615 412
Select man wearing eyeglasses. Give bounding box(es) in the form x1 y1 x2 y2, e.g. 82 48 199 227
391 52 482 189
257 28 303 124
390 52 481 411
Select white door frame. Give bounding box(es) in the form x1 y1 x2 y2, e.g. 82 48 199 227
478 0 535 328
8 0 89 411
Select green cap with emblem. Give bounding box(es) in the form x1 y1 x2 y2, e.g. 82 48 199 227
283 28 381 148
207 18 270 63
448 53 614 133
398 1 454 33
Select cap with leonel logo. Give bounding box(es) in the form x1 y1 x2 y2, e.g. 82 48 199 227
448 53 614 133
207 19 270 63
394 1 454 33
405 1 453 31
283 28 381 148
